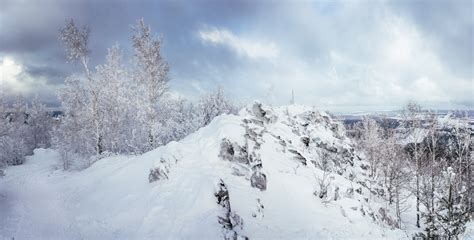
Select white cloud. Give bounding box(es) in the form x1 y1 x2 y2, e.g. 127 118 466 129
0 56 56 98
198 27 279 60
0 56 31 93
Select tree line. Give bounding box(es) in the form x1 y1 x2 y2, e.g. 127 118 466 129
353 103 472 239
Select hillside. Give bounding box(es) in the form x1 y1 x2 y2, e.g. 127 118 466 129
1 103 410 239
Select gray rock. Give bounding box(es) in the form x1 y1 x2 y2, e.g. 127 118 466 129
250 171 267 191
148 165 169 183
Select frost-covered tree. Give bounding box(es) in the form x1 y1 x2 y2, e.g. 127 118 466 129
59 19 104 156
198 86 236 127
418 112 472 239
423 111 458 238
402 102 425 228
94 44 135 153
53 18 237 167
379 128 411 227
157 98 200 145
419 112 442 237
446 112 472 217
54 76 94 169
356 116 382 178
132 19 170 150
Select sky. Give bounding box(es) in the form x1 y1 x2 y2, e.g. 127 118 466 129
0 0 472 111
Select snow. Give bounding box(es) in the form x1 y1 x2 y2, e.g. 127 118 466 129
1 105 410 239
464 221 474 240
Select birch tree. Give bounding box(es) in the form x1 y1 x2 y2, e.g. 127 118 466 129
60 19 104 156
402 102 425 228
132 19 170 150
357 116 382 178
421 111 442 237
94 44 133 153
447 112 472 217
54 76 92 169
379 129 411 227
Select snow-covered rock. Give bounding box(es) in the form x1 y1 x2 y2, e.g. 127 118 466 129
0 103 409 239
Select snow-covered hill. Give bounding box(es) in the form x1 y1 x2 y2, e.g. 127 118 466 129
1 103 410 239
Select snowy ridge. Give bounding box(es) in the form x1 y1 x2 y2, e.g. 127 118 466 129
1 103 408 239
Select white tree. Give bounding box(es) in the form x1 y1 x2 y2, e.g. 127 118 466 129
379 128 411 228
132 19 170 150
402 102 425 228
53 18 235 167
420 111 442 237
198 86 236 127
357 116 382 178
60 19 104 156
157 98 200 145
54 76 93 169
94 44 134 153
447 112 472 217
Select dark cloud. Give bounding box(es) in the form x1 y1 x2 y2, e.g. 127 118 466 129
0 0 472 110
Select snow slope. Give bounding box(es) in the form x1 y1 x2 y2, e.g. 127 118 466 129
1 103 411 239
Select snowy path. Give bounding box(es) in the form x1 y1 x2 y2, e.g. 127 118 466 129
0 146 224 240
0 149 81 239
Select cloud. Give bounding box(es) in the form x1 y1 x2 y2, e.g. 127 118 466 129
388 0 473 79
198 27 279 60
0 0 471 110
204 2 472 111
0 56 39 94
0 56 59 104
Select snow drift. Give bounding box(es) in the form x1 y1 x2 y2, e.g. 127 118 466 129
1 103 410 239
